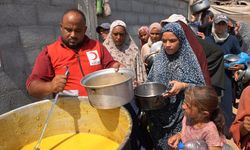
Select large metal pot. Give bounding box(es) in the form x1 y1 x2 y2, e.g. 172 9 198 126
81 68 135 109
191 0 210 13
0 98 132 150
134 82 168 111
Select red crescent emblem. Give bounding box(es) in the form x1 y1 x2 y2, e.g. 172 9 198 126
89 52 97 60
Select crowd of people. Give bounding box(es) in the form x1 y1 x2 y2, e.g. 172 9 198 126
26 8 249 150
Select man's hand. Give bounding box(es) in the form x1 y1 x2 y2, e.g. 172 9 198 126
50 75 67 93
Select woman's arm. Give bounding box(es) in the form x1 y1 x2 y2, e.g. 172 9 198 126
208 146 222 150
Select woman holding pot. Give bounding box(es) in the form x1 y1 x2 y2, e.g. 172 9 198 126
146 22 206 150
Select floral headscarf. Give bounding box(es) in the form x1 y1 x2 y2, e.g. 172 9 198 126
149 22 162 33
138 26 149 35
148 22 205 91
103 20 146 82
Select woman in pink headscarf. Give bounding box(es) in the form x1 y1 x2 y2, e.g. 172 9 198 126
141 22 162 62
138 26 149 48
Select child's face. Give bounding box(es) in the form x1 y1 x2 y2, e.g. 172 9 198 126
182 98 199 119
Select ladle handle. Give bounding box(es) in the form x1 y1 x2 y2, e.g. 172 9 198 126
34 66 69 150
33 93 60 150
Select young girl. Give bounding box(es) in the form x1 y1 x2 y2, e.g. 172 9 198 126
168 86 226 150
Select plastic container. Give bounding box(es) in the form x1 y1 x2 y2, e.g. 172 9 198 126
178 140 208 150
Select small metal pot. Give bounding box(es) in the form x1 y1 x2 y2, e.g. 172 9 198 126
81 68 135 109
134 82 168 111
191 0 210 13
237 64 250 84
144 53 157 74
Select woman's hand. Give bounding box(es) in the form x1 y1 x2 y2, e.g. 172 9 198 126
228 64 245 71
133 80 142 88
197 32 205 39
111 62 126 72
167 132 181 149
163 80 187 97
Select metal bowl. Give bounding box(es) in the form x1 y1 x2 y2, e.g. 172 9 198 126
224 54 241 64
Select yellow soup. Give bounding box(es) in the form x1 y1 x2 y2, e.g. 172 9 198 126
21 133 119 150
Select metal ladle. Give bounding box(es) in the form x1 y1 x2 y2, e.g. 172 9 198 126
34 67 69 150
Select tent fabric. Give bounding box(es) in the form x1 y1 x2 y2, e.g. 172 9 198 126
210 3 250 15
208 2 250 25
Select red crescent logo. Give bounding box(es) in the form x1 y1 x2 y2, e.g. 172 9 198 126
89 52 97 60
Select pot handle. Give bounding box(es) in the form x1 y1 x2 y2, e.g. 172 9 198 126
161 83 173 96
161 90 169 96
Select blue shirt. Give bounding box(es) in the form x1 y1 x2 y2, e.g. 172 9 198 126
206 34 241 55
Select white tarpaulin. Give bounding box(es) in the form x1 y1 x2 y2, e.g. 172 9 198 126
210 3 250 15
209 2 250 25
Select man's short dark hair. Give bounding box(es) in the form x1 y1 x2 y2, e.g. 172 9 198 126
62 9 86 24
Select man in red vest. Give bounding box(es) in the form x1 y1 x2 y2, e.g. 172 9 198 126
26 9 122 98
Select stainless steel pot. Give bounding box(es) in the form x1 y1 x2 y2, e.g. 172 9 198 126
0 98 132 150
191 0 210 13
144 52 157 74
238 64 250 84
134 82 168 111
81 68 135 109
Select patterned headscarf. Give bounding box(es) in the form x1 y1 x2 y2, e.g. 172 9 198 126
149 22 162 33
148 22 205 90
103 20 146 82
138 26 149 35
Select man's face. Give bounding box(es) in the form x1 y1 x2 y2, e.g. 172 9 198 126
60 12 87 49
214 21 228 35
111 26 126 46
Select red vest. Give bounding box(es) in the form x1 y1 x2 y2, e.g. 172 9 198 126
47 38 104 96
